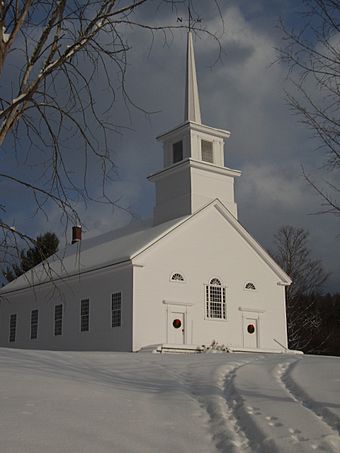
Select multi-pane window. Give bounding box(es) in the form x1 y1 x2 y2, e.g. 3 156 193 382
54 304 63 336
205 278 226 319
111 292 122 327
201 140 213 163
30 309 39 340
245 282 256 290
80 299 90 332
171 273 185 282
173 141 183 163
9 314 17 342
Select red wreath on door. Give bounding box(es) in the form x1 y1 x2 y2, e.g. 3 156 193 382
173 319 182 329
247 324 255 334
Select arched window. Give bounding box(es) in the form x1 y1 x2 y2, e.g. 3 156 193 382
210 278 221 286
171 273 185 282
205 278 226 319
245 282 256 290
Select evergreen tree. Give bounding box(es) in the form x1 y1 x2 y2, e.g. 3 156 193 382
3 232 59 282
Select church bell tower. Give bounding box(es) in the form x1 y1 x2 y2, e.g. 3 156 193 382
148 31 241 225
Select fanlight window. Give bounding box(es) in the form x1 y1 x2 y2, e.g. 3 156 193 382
171 273 185 282
245 282 256 290
205 278 226 319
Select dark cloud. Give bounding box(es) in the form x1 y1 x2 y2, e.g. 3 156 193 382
1 0 339 292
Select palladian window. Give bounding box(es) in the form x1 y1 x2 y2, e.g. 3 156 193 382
205 278 226 319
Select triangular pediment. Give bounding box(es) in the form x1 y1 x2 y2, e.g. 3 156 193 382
132 199 292 285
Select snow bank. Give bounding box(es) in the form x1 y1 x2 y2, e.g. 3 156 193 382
0 348 339 452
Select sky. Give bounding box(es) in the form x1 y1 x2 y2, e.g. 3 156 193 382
1 0 339 292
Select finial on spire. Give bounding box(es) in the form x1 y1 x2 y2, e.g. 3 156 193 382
177 6 202 30
188 6 193 32
184 29 201 124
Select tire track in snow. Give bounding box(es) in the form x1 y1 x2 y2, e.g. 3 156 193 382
277 360 340 433
225 355 340 452
206 355 285 453
276 358 340 449
213 356 288 453
209 361 254 453
157 358 253 453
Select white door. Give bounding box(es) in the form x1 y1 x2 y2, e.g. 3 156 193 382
168 312 185 344
243 317 258 348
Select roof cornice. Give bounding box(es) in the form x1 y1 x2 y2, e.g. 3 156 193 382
156 121 230 142
148 158 241 182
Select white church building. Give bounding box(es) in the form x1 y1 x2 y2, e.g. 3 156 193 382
0 32 291 352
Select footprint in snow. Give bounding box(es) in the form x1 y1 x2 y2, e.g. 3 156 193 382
246 405 261 416
265 416 283 427
288 428 309 442
311 444 327 451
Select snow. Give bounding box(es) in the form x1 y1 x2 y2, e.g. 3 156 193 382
2 26 10 43
0 216 188 293
0 348 339 452
11 94 26 104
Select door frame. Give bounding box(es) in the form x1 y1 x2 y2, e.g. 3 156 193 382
239 307 264 349
242 316 259 348
163 300 193 345
167 310 186 345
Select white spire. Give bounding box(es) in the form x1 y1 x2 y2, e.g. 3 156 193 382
185 31 201 124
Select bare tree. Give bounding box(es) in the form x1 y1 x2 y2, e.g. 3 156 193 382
279 0 340 215
273 225 329 351
0 1 219 277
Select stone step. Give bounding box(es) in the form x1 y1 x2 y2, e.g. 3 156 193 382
155 343 204 354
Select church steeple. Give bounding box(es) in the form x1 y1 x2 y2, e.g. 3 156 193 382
185 32 201 124
148 30 241 225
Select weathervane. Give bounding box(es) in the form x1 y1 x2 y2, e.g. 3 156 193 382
177 7 202 31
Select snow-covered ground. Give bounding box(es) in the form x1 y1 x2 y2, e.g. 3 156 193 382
0 348 340 452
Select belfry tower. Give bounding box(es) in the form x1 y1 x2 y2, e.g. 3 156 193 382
148 31 241 225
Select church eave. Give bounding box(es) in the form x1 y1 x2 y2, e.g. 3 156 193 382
0 258 134 296
147 158 241 182
156 120 230 142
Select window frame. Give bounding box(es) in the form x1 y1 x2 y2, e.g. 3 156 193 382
245 282 256 291
172 140 183 164
111 292 122 328
54 303 63 336
30 309 39 340
80 299 90 333
170 272 185 283
201 140 214 163
205 278 226 321
9 313 17 343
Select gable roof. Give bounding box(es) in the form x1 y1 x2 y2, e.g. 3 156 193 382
0 215 188 294
130 199 292 286
206 201 292 285
0 199 291 295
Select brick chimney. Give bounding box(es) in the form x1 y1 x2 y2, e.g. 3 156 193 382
72 225 82 244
